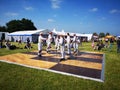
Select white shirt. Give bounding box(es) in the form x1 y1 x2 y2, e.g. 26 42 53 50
66 35 71 44
59 37 64 46
38 35 46 43
55 37 59 44
47 34 52 42
73 36 77 42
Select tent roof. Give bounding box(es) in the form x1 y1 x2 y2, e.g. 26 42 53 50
52 29 93 37
8 29 49 36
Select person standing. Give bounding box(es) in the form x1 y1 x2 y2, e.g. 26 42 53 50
73 34 77 53
105 38 109 48
117 37 120 53
38 32 46 57
55 35 60 51
59 34 65 61
66 33 71 55
75 36 80 55
109 38 114 51
46 32 53 53
26 37 31 49
0 40 3 48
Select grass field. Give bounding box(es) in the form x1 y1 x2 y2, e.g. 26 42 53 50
0 42 120 90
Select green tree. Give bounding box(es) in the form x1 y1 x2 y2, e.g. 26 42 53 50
21 18 37 30
0 26 7 32
93 32 98 36
99 32 105 38
106 32 110 36
6 18 37 33
6 20 22 32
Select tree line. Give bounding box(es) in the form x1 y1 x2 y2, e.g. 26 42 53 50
93 32 111 38
0 18 37 33
0 18 111 37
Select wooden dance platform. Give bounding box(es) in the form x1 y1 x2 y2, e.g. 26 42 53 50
0 50 105 82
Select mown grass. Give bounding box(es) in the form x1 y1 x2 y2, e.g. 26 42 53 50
0 42 120 90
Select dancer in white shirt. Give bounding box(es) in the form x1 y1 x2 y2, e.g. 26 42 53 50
73 34 77 53
46 32 53 53
59 34 65 61
66 33 71 55
38 32 46 57
55 35 60 51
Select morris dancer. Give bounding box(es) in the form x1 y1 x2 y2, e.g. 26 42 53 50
38 32 46 57
66 33 71 55
55 35 60 51
59 34 65 61
74 36 80 55
73 34 77 54
46 32 53 53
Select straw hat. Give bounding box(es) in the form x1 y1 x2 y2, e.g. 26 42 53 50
40 32 43 35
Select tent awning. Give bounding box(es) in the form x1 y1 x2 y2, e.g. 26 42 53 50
8 29 50 36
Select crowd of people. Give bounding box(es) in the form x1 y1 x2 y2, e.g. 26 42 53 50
91 37 120 53
0 32 120 58
38 32 81 61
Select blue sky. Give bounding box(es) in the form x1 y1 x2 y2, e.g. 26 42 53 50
0 0 120 35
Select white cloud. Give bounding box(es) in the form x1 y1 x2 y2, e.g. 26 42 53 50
50 0 62 9
109 9 120 14
89 8 98 12
48 19 55 22
5 12 19 16
24 6 34 11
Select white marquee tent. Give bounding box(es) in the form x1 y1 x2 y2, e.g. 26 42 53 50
0 32 9 40
8 29 50 43
52 29 93 41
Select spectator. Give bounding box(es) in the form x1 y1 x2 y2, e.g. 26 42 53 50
109 38 114 51
117 37 120 53
5 40 11 49
105 38 109 48
0 40 3 48
25 37 31 49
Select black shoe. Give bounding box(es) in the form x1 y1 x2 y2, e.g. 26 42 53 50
46 50 50 53
60 58 65 61
67 57 71 59
38 55 42 57
67 53 70 55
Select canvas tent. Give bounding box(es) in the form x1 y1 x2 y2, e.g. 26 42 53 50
8 29 49 43
52 29 93 41
0 32 9 40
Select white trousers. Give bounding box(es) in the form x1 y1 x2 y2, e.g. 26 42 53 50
73 43 79 52
55 42 60 50
60 45 65 58
38 43 42 55
67 43 71 54
46 42 51 51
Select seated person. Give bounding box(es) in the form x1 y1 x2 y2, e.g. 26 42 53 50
94 41 104 51
5 40 16 50
5 40 11 49
24 38 31 49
